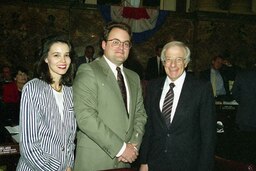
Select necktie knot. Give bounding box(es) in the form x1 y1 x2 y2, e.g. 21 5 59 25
116 66 121 72
169 83 175 89
116 67 122 81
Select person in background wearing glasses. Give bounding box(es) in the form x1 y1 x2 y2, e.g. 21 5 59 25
139 41 216 171
73 21 147 171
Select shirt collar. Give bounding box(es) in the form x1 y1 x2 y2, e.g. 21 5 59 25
165 71 186 88
103 55 123 74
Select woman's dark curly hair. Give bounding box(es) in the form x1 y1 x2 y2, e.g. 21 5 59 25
36 35 75 86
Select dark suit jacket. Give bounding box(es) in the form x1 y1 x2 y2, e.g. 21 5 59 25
232 69 256 131
76 56 94 69
145 56 165 80
140 73 216 171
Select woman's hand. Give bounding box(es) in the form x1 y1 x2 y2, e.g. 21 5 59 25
139 164 148 171
66 167 72 171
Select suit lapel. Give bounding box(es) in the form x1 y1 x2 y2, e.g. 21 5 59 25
123 68 133 114
153 78 168 129
98 57 127 109
169 74 192 129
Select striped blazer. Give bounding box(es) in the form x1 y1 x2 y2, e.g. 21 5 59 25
17 78 77 171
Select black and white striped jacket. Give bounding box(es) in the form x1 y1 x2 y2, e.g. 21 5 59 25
17 78 77 171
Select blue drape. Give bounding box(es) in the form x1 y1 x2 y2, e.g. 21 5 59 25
98 5 169 44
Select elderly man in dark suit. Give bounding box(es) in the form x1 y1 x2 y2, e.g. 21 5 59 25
139 41 216 171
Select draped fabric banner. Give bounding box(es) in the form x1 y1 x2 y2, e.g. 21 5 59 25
111 6 158 33
98 5 169 44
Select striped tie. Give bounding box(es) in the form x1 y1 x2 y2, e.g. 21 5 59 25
116 67 128 113
162 83 175 127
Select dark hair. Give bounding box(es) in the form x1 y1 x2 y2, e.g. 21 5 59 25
12 66 29 78
212 55 224 61
1 65 11 72
36 35 75 86
85 45 94 52
102 21 132 42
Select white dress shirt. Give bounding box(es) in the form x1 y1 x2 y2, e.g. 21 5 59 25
160 71 186 124
103 55 130 112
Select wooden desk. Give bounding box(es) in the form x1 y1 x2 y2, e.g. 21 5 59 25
216 128 256 167
0 144 19 171
0 125 20 171
216 101 238 132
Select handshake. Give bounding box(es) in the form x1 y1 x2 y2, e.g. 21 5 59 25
118 143 138 163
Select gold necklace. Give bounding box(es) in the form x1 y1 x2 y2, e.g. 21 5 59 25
51 84 62 92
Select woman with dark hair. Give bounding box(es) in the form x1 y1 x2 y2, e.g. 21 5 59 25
17 35 77 171
2 66 29 103
1 66 29 125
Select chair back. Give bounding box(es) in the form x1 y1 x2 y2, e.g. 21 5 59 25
215 156 256 171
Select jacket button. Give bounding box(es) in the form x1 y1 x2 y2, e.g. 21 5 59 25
62 147 65 151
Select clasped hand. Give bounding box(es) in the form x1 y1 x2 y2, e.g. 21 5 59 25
118 143 138 163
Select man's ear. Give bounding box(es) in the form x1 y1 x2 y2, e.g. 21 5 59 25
102 41 106 50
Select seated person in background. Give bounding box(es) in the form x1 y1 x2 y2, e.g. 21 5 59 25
200 55 231 101
2 66 29 125
221 56 241 82
0 65 13 84
0 65 13 99
221 55 241 92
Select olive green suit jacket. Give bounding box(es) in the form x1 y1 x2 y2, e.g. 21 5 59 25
73 57 147 171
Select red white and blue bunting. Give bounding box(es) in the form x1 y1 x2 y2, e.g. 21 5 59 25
99 5 169 44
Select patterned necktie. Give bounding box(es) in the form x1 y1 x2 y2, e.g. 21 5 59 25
116 67 127 112
162 83 175 127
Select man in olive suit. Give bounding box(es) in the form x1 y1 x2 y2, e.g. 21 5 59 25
73 21 147 171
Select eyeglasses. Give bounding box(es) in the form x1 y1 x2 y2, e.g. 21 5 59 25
164 57 185 64
106 39 132 49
